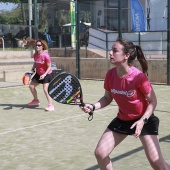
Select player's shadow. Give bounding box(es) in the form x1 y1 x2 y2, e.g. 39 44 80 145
0 103 44 110
84 134 170 170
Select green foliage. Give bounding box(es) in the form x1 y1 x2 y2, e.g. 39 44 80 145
0 0 21 3
54 10 70 33
56 10 70 27
0 5 24 24
38 7 48 33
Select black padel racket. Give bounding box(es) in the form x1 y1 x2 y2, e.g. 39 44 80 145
48 72 93 121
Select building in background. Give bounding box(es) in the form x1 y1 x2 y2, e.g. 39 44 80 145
0 0 168 51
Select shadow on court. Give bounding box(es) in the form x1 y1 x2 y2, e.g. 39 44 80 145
0 103 44 110
84 134 170 170
155 109 170 114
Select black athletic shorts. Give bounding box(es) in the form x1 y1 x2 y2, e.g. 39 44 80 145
31 72 53 84
107 114 159 135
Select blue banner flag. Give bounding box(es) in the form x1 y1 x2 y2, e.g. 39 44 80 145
130 0 146 32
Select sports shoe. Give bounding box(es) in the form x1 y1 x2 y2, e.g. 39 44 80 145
45 104 54 111
28 99 40 106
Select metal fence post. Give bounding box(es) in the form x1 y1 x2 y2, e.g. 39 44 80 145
167 0 170 85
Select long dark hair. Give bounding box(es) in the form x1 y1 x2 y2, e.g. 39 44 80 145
116 39 148 75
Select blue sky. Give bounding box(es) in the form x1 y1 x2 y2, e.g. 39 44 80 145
0 2 18 12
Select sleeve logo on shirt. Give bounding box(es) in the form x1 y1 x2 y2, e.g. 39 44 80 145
111 89 136 97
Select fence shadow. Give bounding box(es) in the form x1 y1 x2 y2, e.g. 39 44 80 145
155 109 170 114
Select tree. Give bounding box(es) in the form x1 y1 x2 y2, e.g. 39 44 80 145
0 0 21 3
0 1 28 25
38 7 48 33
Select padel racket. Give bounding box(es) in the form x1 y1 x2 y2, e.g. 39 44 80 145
22 72 33 85
48 72 93 121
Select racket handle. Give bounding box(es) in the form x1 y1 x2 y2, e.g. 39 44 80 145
80 103 93 121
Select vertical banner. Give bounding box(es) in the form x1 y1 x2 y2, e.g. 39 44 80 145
28 0 33 38
70 0 76 48
130 0 146 32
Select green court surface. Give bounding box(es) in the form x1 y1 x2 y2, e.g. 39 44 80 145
0 80 170 170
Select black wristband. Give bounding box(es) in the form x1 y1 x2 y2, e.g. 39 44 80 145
91 104 95 111
31 68 35 72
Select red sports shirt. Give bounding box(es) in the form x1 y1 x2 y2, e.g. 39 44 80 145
104 66 152 121
34 51 52 75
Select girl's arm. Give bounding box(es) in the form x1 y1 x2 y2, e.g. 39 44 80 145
93 90 113 110
44 62 52 75
141 89 157 120
81 90 113 113
31 62 36 72
131 88 157 138
39 61 51 80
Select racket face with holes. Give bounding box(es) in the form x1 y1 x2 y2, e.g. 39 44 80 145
48 72 84 105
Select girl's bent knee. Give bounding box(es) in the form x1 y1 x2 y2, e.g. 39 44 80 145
29 84 35 91
29 85 33 89
94 148 101 159
94 148 108 160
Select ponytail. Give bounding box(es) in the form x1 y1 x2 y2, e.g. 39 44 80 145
135 45 148 76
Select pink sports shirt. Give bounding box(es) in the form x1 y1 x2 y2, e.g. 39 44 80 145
34 51 52 75
104 66 152 121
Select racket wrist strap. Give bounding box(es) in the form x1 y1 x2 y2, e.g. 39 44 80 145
91 104 95 111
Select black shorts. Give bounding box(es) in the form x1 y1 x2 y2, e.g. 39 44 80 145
107 114 159 135
31 72 53 84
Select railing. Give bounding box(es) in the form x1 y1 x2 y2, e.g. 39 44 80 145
88 28 167 58
0 24 168 60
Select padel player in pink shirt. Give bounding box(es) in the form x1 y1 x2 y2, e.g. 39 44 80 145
81 39 170 170
28 40 54 111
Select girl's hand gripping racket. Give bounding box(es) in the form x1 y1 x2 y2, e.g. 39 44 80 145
48 72 93 121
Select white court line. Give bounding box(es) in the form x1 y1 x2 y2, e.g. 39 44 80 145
0 107 112 136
